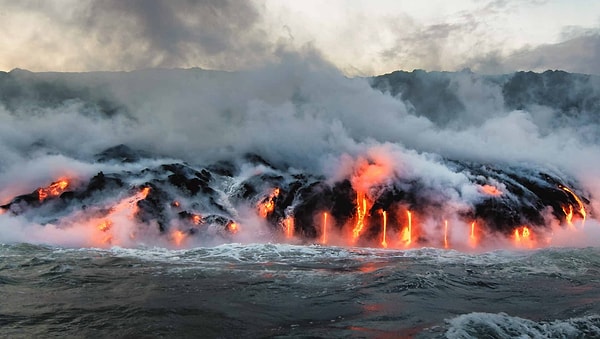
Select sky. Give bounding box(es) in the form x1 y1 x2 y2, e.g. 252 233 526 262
0 0 599 76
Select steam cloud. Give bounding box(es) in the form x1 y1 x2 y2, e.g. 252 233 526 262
0 55 599 249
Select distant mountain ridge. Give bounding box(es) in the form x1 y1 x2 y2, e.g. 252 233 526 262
370 69 600 126
2 68 599 127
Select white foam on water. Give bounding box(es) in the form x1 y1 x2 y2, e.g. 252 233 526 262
446 312 600 339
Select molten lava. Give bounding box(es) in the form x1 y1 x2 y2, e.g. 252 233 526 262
97 220 112 232
381 210 388 248
96 220 113 245
90 186 151 247
258 188 280 218
469 221 478 247
400 210 412 246
480 184 502 196
563 205 574 228
37 179 69 202
228 222 239 234
172 230 185 246
140 187 151 199
444 220 449 249
514 226 534 248
321 212 328 244
284 216 294 239
192 214 202 225
559 185 587 226
352 193 368 241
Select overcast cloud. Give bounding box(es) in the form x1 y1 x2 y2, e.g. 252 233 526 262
0 0 598 75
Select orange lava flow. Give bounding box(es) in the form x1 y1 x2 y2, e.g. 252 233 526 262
381 210 388 248
284 216 294 239
352 193 368 241
228 222 239 234
258 188 280 218
560 185 587 226
514 226 534 248
96 220 113 245
400 210 412 245
444 220 449 249
192 214 202 225
91 186 151 246
38 179 69 202
321 212 328 244
563 205 574 228
480 184 502 196
140 187 151 199
469 221 478 247
172 230 185 246
97 220 112 232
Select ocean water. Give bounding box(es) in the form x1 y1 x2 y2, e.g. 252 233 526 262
1 243 600 338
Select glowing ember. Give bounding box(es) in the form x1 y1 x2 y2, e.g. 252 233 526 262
172 230 185 246
258 188 280 218
37 179 69 202
444 220 449 249
284 216 294 239
192 214 202 225
97 220 112 232
321 212 328 244
480 184 502 196
172 201 180 207
140 187 151 199
352 193 368 241
381 210 388 248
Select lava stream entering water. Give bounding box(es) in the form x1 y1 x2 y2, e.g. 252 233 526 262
444 220 449 249
284 216 294 239
321 212 328 244
400 210 412 246
381 210 387 248
352 193 368 242
560 185 587 227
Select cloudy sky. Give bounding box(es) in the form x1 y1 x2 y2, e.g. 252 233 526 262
0 0 598 75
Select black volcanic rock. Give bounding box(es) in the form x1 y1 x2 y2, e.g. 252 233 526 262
371 69 600 125
84 172 124 195
1 147 589 242
96 144 149 163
